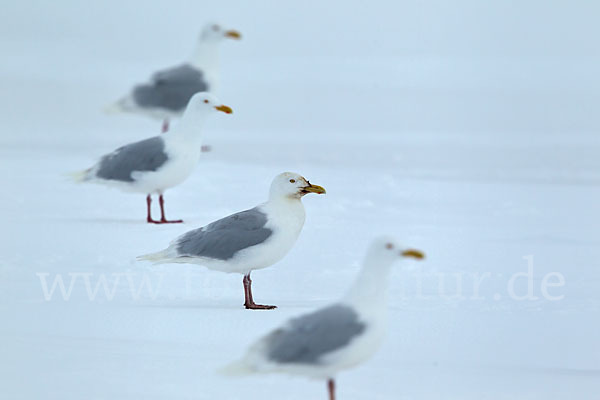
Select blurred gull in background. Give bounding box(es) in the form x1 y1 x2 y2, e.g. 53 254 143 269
75 92 232 224
137 172 326 309
107 23 241 133
222 237 424 399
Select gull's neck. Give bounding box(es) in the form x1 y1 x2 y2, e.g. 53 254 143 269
166 109 207 145
264 195 306 224
189 40 219 76
343 255 394 317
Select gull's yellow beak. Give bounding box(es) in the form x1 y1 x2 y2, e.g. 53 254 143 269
301 183 326 195
401 249 425 259
214 105 233 114
224 30 242 40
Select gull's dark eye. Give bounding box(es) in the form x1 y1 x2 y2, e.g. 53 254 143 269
212 25 220 31
289 179 296 183
385 243 394 250
203 99 209 104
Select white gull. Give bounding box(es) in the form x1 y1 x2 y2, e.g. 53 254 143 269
77 92 232 223
137 172 326 308
222 237 424 399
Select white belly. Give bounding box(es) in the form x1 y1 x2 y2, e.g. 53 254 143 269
228 226 303 274
254 317 386 380
129 140 201 194
137 156 199 194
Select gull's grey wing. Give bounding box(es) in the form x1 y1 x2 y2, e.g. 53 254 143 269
95 137 168 182
151 64 204 84
175 207 273 260
132 64 209 112
265 304 366 365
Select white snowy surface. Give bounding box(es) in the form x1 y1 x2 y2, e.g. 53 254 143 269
1 1 599 399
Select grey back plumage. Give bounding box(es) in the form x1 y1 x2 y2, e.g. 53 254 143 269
176 207 273 260
96 137 168 182
265 304 367 365
133 64 209 112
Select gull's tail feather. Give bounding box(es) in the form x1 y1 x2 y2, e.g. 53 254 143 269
104 99 126 115
137 249 170 263
104 102 122 114
104 96 132 115
218 360 254 377
68 168 92 183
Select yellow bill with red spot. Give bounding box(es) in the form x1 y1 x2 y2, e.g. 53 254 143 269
215 105 233 114
225 30 242 39
401 249 425 259
301 183 326 194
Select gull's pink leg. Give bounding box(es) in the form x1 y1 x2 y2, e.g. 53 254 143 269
146 195 160 224
157 194 183 224
243 272 276 310
327 379 335 400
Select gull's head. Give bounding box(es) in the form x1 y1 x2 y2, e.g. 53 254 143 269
269 172 326 200
367 236 425 265
187 92 233 116
200 23 242 43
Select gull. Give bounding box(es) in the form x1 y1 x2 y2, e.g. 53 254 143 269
109 23 241 133
75 92 232 224
137 172 326 309
221 237 425 399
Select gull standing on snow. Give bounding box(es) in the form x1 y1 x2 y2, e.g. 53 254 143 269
76 92 232 224
137 172 326 309
222 237 424 399
109 23 241 133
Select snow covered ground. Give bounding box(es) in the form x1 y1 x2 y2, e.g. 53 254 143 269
1 1 599 399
